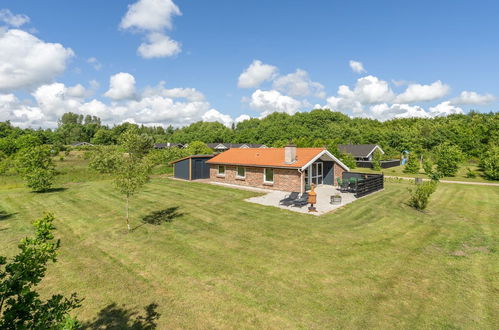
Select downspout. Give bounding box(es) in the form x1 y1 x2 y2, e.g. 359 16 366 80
298 168 304 193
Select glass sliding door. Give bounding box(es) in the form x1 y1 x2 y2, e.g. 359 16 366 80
310 162 323 186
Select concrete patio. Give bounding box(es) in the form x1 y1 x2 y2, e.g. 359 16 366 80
245 185 357 216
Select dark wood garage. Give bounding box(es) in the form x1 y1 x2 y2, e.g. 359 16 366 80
171 155 214 180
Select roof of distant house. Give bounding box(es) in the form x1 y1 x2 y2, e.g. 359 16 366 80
71 141 94 146
207 143 267 149
154 143 183 149
338 144 384 157
206 147 349 170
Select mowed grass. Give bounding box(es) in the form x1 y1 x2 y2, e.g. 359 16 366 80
360 162 494 183
0 168 498 328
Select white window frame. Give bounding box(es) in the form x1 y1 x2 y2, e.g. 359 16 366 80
236 166 246 179
218 165 226 176
264 168 274 183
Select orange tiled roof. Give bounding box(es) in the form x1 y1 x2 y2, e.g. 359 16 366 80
206 148 325 168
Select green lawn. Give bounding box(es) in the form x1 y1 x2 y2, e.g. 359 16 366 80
359 162 494 183
0 161 497 328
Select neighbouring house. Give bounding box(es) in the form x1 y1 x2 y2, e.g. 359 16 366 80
338 144 384 161
154 142 184 149
71 141 94 147
171 155 214 180
338 144 400 169
207 143 267 153
206 145 349 192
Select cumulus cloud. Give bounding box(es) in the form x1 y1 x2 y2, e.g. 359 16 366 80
351 75 395 104
104 73 136 100
137 32 180 58
395 80 450 103
120 0 182 58
235 114 251 123
249 89 302 117
238 60 278 88
202 109 233 127
142 82 205 102
349 60 366 74
429 101 464 117
272 69 325 98
369 103 431 120
0 29 74 91
0 9 30 27
450 91 495 105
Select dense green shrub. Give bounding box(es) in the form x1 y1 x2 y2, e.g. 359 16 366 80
184 141 213 155
403 154 420 174
465 168 477 178
340 152 357 169
372 150 382 171
422 157 433 175
15 146 56 192
433 143 464 177
88 146 122 173
24 167 55 192
408 181 438 210
479 145 499 180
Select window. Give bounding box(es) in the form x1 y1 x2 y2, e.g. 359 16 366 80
218 165 225 176
236 166 246 178
264 168 274 183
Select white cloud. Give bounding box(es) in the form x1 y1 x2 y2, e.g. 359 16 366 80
120 0 182 58
0 29 74 91
66 84 86 98
429 101 464 117
0 9 30 27
272 69 325 98
450 91 495 105
353 75 395 104
369 103 431 120
249 89 302 117
202 109 233 127
235 114 251 123
87 57 102 71
104 73 136 100
137 32 180 58
238 60 278 88
395 80 450 103
349 60 366 74
142 82 205 102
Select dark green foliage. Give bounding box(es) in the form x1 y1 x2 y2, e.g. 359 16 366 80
372 150 382 171
422 157 433 175
403 154 420 174
0 213 81 328
465 168 477 178
142 207 183 225
15 146 56 192
433 143 464 177
479 145 499 180
146 148 187 166
15 134 42 150
408 181 438 210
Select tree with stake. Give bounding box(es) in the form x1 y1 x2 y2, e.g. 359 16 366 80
372 149 383 171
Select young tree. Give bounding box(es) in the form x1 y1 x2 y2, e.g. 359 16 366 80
0 213 81 328
408 181 438 211
479 144 499 180
433 143 464 177
403 154 420 174
15 146 56 192
88 146 121 174
372 149 383 171
118 127 153 160
114 157 152 231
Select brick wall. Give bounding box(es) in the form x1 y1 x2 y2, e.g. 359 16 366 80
333 163 346 183
209 165 301 192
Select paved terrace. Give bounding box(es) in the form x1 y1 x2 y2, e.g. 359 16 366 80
204 180 358 216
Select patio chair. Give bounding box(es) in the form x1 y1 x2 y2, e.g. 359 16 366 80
279 192 300 206
292 192 309 208
348 177 358 192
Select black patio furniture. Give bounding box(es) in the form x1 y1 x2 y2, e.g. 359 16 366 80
279 192 300 206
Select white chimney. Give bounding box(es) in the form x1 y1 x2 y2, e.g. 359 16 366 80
284 144 297 164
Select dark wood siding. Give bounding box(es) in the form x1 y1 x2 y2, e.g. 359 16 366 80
174 159 190 180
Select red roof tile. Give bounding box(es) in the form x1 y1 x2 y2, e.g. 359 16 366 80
206 148 325 168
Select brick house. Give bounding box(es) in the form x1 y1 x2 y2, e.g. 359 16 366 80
206 145 349 192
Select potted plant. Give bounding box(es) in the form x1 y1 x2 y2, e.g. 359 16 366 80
330 194 342 205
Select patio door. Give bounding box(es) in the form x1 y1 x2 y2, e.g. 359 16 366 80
311 162 323 185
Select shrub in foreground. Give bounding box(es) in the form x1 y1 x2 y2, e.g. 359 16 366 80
479 145 499 180
15 146 56 192
408 181 438 211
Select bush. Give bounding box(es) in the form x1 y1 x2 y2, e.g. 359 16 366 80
408 181 438 211
185 141 213 155
432 143 464 177
88 146 122 174
24 167 55 192
372 150 382 171
340 152 356 169
403 154 420 174
465 168 477 178
479 145 499 180
422 157 433 175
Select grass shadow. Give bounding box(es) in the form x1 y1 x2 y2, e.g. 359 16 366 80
141 206 184 225
81 302 160 329
0 210 16 221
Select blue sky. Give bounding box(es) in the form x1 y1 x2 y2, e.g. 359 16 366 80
0 0 498 128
